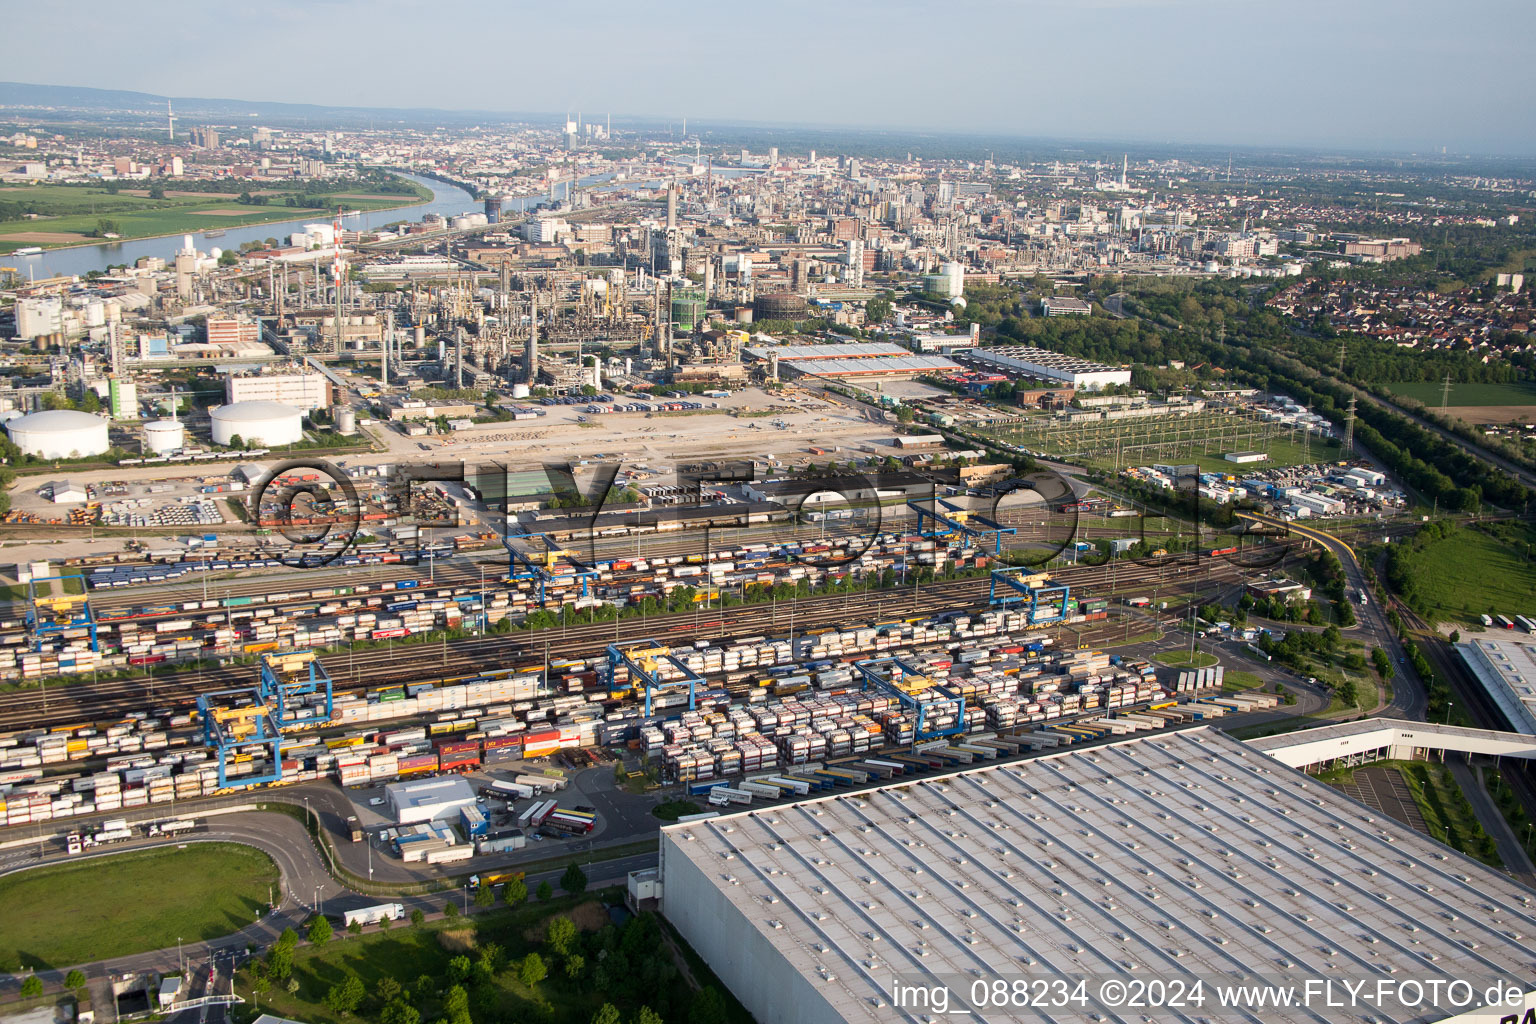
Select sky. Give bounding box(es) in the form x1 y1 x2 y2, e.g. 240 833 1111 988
5 0 1535 155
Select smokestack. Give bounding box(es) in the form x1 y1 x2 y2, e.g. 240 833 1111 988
524 297 540 385
666 185 677 232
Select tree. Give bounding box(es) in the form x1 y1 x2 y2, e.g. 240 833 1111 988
79 390 102 413
443 900 459 918
447 956 472 984
410 907 426 928
19 976 43 998
148 183 165 200
592 1005 622 1024
503 876 527 905
865 296 891 324
251 975 270 1007
218 249 238 267
324 975 365 1016
536 881 553 902
474 883 495 908
307 914 333 945
64 970 86 992
442 985 472 1024
376 977 403 1005
561 862 588 894
564 953 586 980
228 433 244 450
264 943 294 982
347 920 363 935
689 987 729 1024
632 1007 664 1024
380 998 421 1024
546 916 577 956
515 952 547 989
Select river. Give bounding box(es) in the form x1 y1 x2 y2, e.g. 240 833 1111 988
10 172 485 280
11 166 761 280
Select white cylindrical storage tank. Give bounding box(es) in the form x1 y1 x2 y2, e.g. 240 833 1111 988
6 410 110 459
83 301 106 328
143 419 185 454
209 401 303 447
511 383 530 400
336 408 357 435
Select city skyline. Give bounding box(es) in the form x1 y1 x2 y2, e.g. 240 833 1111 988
3 0 1534 156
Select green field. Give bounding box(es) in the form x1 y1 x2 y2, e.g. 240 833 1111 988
1383 381 1536 408
1154 650 1218 668
0 843 278 970
1222 670 1265 692
1392 521 1536 624
0 180 429 253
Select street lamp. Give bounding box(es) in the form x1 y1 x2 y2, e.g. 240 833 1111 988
1444 701 1453 725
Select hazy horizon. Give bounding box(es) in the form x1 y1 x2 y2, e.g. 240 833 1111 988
3 0 1534 156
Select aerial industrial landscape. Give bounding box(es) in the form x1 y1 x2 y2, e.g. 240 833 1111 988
0 5 1535 1024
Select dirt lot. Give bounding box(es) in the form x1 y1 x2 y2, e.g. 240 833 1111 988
1448 405 1536 425
3 231 88 243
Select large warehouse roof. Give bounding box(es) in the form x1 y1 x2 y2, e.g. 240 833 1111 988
1457 635 1536 736
782 355 959 376
661 728 1536 1024
744 342 910 360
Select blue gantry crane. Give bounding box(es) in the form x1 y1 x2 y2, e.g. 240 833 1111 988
853 655 967 740
988 567 1071 623
908 497 1016 554
197 651 334 788
503 529 600 602
24 574 99 653
606 641 704 717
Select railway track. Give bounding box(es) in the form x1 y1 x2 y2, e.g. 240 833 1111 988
0 554 1242 731
1390 595 1536 860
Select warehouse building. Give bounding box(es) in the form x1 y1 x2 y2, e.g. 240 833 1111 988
1457 634 1536 736
961 345 1131 390
743 342 959 380
384 775 478 825
659 728 1536 1024
225 371 332 412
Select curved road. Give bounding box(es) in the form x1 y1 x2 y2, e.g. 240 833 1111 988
1235 512 1426 720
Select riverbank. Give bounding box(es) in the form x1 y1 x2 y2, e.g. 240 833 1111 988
0 176 433 256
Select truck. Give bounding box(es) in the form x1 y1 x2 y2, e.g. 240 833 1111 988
149 819 195 837
347 816 364 842
66 832 83 855
343 903 405 928
92 823 134 845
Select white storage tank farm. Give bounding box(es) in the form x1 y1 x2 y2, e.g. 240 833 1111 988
336 407 357 435
209 400 303 447
6 409 111 459
142 418 186 454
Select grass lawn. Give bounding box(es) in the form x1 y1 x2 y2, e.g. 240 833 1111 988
0 843 278 971
1154 650 1218 668
1222 670 1265 692
1383 381 1536 408
1394 521 1536 624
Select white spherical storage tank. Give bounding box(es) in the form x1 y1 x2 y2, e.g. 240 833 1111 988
209 401 303 447
143 419 186 454
6 409 110 459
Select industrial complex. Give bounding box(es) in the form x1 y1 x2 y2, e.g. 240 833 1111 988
0 59 1534 1024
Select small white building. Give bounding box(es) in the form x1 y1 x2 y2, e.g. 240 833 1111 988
50 480 88 504
384 775 477 825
